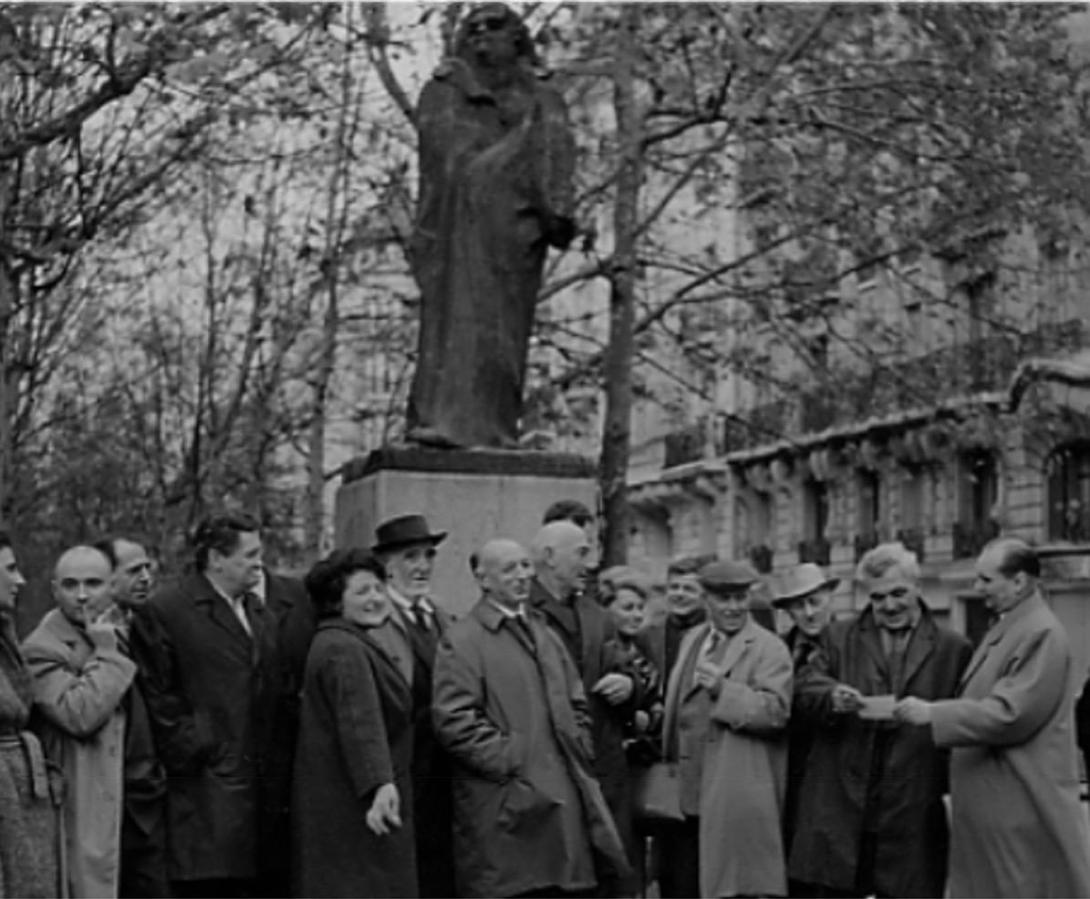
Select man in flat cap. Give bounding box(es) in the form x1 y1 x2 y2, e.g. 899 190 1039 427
789 542 970 898
658 559 792 898
373 514 456 897
771 563 838 865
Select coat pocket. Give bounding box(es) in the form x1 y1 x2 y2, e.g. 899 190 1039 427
498 777 560 834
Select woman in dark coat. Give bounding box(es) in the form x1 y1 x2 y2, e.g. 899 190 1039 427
0 531 62 898
291 549 417 898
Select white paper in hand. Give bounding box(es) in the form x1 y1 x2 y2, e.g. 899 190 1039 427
857 694 897 721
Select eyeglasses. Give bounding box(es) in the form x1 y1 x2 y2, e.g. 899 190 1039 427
467 15 508 35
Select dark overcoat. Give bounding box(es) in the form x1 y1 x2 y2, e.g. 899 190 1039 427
789 603 971 898
129 573 283 883
783 626 821 854
390 597 455 898
291 619 416 898
433 599 630 898
529 578 641 872
257 572 313 893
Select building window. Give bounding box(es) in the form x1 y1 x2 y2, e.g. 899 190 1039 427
737 493 775 572
898 466 928 561
1046 442 1090 542
953 449 1000 559
854 470 882 561
798 479 831 565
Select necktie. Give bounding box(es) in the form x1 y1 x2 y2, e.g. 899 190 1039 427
510 613 534 649
242 592 264 645
410 601 431 633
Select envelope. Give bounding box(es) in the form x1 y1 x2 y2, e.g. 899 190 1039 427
858 694 896 721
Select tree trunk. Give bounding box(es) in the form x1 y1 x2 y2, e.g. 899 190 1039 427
303 8 358 562
600 6 643 567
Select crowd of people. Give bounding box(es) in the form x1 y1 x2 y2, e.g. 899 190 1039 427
1 501 1090 898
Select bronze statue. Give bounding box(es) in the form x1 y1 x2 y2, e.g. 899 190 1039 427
406 3 576 449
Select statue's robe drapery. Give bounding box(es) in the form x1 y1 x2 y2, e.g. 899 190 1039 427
408 57 575 449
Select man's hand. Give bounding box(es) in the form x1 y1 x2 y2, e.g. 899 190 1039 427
592 673 634 706
830 683 865 714
365 783 402 836
894 697 933 726
86 605 124 651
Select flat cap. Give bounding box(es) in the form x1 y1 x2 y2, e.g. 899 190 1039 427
699 559 759 593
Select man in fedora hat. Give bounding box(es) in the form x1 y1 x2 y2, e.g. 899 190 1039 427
372 514 455 897
771 563 838 872
788 542 970 898
658 558 792 899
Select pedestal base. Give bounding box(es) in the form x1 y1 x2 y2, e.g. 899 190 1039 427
335 446 597 616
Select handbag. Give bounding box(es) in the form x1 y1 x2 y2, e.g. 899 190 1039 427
633 761 683 821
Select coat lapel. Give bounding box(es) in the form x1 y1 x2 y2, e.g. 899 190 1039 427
856 613 890 683
899 613 937 692
193 576 252 653
957 594 1040 691
662 623 710 753
717 618 757 678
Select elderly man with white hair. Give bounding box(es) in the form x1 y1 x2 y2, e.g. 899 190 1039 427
788 541 971 898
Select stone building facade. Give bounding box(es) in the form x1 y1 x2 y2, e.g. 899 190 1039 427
627 235 1090 672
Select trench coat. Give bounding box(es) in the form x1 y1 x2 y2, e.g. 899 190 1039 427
292 619 416 898
529 578 644 884
23 609 137 899
433 599 630 898
662 617 792 898
0 617 62 899
930 591 1090 898
130 573 283 883
788 603 971 897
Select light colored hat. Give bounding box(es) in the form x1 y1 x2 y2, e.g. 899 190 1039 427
771 563 839 607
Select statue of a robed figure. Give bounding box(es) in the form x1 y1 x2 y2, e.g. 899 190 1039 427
406 3 577 449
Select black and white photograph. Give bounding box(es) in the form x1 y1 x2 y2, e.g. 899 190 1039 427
2 2 1090 897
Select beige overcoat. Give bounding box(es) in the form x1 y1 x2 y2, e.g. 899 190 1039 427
931 592 1090 899
663 617 793 898
23 609 134 899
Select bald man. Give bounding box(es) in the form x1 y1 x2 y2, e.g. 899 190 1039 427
896 538 1090 898
24 545 137 899
433 539 628 898
529 521 643 892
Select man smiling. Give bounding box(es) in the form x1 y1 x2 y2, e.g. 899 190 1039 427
373 514 455 898
789 542 970 898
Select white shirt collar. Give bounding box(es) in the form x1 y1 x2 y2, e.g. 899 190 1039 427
388 585 433 615
489 600 527 620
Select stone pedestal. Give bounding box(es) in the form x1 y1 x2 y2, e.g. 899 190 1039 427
335 446 597 617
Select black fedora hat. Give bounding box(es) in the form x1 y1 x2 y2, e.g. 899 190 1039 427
372 514 447 554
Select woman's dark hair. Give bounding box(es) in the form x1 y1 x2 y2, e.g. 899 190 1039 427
305 548 386 620
0 530 13 553
192 513 261 572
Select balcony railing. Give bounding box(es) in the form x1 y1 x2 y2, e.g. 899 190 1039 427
854 530 880 562
1048 504 1090 544
748 544 774 573
752 319 1087 443
663 422 706 469
798 538 831 566
952 519 1001 560
896 527 927 563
